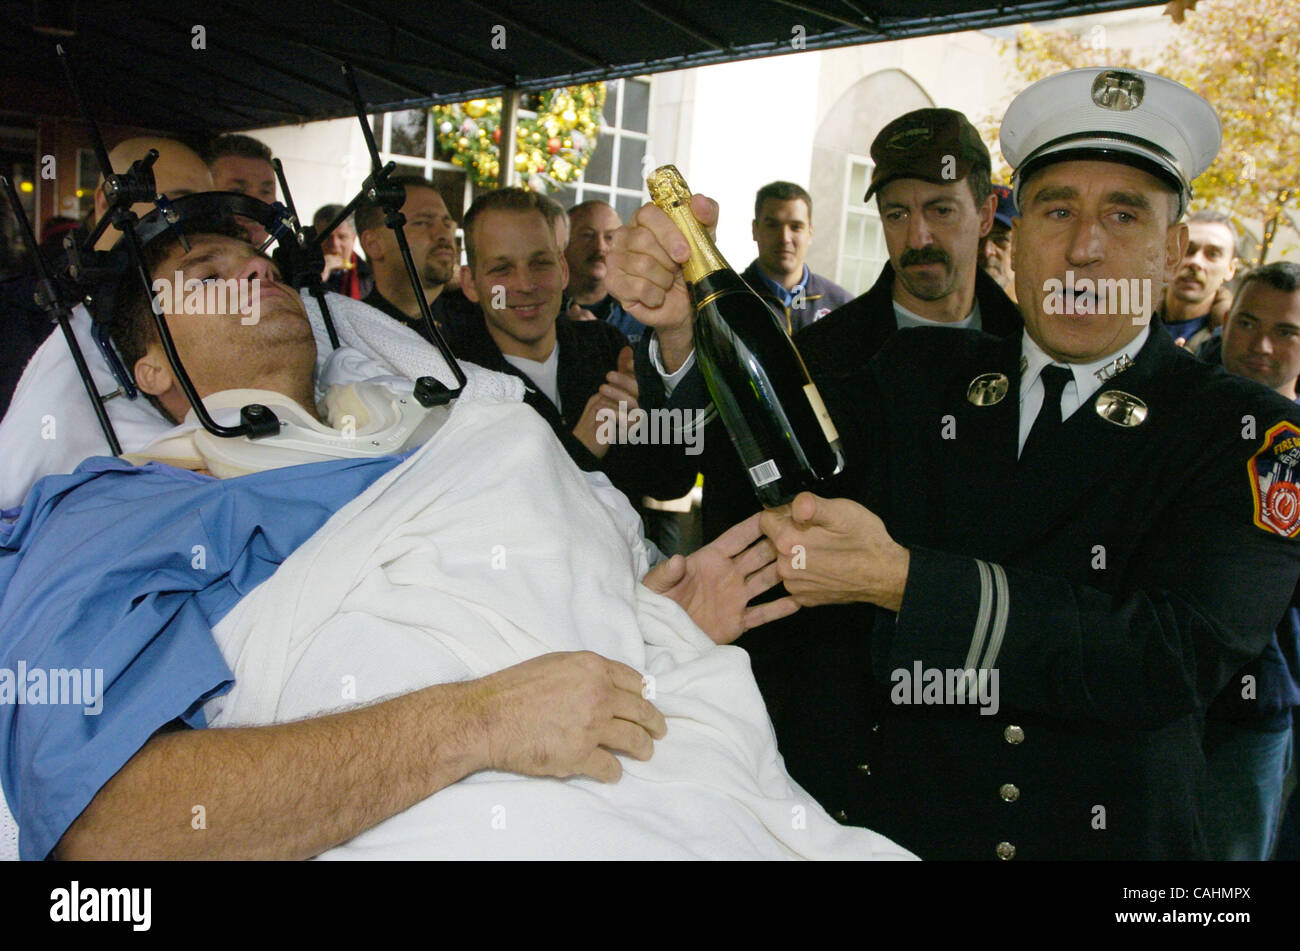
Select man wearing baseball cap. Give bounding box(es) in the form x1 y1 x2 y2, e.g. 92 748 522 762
609 67 1300 859
980 184 1018 301
797 106 1022 376
614 106 1022 548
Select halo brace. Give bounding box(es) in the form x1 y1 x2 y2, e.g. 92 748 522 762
0 45 466 454
335 62 467 406
56 44 281 442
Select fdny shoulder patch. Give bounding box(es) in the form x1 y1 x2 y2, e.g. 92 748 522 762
1249 421 1300 537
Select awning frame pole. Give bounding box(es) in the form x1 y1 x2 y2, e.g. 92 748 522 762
498 87 521 188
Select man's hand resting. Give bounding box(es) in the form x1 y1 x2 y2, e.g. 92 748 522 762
468 651 666 783
643 512 799 644
760 492 911 613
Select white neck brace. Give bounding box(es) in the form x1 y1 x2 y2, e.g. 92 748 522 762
125 382 451 478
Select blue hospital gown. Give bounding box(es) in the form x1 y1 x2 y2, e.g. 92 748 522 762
0 453 404 859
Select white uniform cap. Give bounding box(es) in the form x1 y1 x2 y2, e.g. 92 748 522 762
1001 67 1221 220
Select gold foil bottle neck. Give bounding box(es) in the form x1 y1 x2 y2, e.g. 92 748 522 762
646 164 728 284
646 164 692 208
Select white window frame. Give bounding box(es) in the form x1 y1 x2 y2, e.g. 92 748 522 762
568 78 653 211
373 109 473 212
837 155 889 296
371 79 652 213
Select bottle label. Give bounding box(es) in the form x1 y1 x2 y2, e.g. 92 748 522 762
748 459 781 487
803 383 841 443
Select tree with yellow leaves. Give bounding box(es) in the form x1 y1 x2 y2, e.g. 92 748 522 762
993 0 1299 265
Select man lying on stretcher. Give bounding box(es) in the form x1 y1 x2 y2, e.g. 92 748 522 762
0 215 909 860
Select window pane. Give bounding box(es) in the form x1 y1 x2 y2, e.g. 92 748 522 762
615 194 642 222
843 212 862 257
622 80 649 133
601 81 618 126
585 132 615 186
554 185 579 210
850 162 870 206
389 109 428 158
847 262 864 295
618 137 646 190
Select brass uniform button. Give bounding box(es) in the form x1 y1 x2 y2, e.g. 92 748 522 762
1004 724 1025 745
1000 783 1020 802
996 841 1016 860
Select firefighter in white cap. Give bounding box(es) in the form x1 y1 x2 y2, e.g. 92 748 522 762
606 67 1300 859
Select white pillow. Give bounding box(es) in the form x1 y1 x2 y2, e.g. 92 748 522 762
0 304 170 510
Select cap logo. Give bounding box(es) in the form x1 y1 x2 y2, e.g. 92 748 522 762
887 127 932 151
1091 70 1145 111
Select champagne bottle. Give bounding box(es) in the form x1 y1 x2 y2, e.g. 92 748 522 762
646 165 844 507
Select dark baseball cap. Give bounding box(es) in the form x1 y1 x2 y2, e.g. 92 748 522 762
865 108 991 202
992 184 1017 228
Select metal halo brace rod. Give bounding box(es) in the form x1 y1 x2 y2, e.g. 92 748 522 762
339 63 467 404
0 174 123 455
56 44 279 441
270 158 341 351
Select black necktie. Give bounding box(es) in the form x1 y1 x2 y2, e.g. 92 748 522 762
1021 365 1072 460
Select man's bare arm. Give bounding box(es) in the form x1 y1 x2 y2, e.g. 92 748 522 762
55 651 665 860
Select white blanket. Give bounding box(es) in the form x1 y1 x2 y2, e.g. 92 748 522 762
205 386 912 860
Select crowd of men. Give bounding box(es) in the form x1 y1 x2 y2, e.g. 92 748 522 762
2 62 1299 861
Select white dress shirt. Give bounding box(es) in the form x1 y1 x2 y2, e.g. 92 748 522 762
1017 325 1150 456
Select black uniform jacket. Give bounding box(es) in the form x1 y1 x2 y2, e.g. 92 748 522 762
778 323 1300 860
684 263 1023 543
444 310 696 505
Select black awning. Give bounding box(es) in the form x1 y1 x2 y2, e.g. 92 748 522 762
0 0 1163 133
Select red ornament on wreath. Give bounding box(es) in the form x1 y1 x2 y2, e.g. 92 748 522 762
493 128 501 144
547 137 561 154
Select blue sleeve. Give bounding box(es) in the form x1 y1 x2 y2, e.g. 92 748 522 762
0 453 403 859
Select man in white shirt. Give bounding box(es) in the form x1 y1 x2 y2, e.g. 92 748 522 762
451 187 697 509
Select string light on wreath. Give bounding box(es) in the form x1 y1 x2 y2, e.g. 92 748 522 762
432 84 606 191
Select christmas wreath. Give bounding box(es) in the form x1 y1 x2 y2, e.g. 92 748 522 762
432 84 606 191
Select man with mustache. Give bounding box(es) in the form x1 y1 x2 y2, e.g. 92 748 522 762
609 67 1300 859
563 200 645 340
1158 209 1238 350
358 174 472 341
612 108 1022 547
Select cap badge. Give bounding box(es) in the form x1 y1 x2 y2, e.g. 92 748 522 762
967 372 1010 407
1094 390 1148 427
1091 70 1145 111
887 127 931 151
